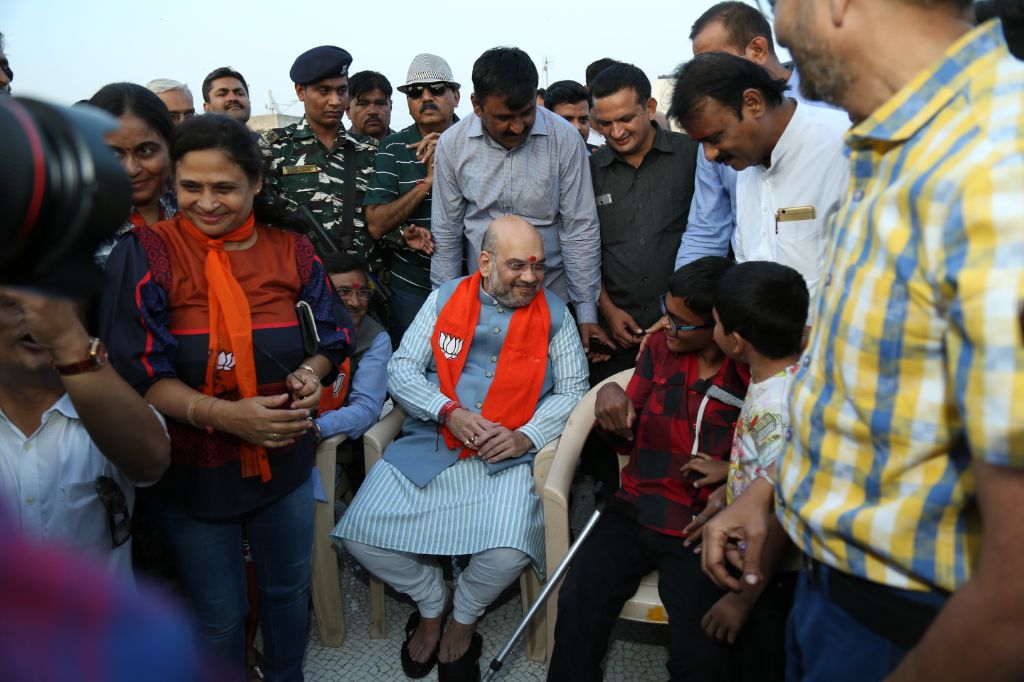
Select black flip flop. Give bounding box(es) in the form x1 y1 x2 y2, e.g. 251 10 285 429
401 611 439 679
437 631 483 682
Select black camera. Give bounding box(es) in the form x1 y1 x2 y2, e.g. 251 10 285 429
0 97 131 295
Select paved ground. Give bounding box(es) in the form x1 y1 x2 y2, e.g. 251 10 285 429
302 548 672 682
301 482 672 681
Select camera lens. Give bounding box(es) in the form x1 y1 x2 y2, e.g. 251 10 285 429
0 97 131 295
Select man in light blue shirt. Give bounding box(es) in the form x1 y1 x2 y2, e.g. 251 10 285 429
430 47 604 350
676 1 832 268
315 253 391 442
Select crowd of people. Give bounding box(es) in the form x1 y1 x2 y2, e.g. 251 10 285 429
1 0 1023 680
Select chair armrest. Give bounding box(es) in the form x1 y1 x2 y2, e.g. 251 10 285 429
542 369 635 575
532 437 560 493
315 433 348 460
363 406 406 470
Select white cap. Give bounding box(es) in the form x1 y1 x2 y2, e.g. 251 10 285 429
397 54 459 93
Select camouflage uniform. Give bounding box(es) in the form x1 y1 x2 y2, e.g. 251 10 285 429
259 117 384 275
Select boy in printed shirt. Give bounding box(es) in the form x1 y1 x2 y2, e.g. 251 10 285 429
687 260 809 682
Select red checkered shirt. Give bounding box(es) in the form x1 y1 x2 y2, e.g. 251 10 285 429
612 332 749 536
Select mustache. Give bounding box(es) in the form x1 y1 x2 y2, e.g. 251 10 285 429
365 115 383 123
419 102 439 113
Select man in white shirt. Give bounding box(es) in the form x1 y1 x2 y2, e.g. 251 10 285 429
669 52 849 302
0 289 169 579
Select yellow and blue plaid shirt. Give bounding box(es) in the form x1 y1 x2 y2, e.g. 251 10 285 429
779 20 1024 593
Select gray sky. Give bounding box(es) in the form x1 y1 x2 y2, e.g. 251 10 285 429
3 0 779 129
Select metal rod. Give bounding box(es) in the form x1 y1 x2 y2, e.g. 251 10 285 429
482 502 606 681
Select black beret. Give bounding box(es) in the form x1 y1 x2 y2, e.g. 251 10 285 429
290 46 353 85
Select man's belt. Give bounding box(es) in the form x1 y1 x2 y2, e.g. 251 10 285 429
802 554 949 650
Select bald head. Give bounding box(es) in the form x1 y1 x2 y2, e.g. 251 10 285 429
479 216 546 308
480 216 542 255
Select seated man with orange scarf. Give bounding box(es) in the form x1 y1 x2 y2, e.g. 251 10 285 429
333 215 588 680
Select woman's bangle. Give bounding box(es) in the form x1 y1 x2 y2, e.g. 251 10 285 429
186 395 210 427
202 398 219 434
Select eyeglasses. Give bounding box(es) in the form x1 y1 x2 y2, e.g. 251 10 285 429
335 286 373 301
95 475 132 548
659 294 713 334
405 83 449 99
484 251 547 274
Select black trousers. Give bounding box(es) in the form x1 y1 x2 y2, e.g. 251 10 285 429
712 571 796 682
548 506 724 681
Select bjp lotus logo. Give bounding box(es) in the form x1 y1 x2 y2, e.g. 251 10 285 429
216 351 235 371
438 332 464 360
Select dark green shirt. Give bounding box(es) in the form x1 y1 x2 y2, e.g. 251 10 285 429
590 125 699 329
363 123 432 291
259 117 382 274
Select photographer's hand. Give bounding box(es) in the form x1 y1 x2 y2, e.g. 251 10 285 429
0 287 170 481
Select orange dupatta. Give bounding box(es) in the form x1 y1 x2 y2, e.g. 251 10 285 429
431 272 551 458
179 212 271 482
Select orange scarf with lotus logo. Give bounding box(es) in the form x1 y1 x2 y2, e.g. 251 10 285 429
179 212 271 483
431 272 551 458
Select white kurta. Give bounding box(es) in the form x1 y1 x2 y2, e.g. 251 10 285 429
333 280 589 574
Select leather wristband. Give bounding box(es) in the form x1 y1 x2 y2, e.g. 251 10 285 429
53 337 108 376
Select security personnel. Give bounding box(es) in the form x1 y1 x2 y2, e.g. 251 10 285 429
259 45 382 274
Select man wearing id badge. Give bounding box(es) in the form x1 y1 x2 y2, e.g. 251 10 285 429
669 52 849 304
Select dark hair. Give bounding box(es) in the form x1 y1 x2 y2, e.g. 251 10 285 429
975 0 1024 57
714 261 808 359
667 256 734 323
171 114 301 228
472 47 538 110
322 252 368 276
349 70 393 100
172 114 261 182
543 80 591 110
690 2 776 55
585 58 622 87
201 67 249 103
590 63 651 104
668 52 787 126
536 87 546 98
88 82 174 147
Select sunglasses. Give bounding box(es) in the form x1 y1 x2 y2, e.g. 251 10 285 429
405 83 449 99
659 294 714 333
95 475 132 548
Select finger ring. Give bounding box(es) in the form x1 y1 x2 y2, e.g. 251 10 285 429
471 435 478 444
270 432 280 440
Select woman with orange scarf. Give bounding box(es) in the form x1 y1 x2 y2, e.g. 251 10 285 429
100 114 353 679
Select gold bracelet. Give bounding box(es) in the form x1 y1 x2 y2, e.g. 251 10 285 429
187 395 210 427
297 364 320 384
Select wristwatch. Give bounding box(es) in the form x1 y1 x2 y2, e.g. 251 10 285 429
53 337 109 376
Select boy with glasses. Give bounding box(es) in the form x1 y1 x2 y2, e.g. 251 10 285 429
549 256 749 681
